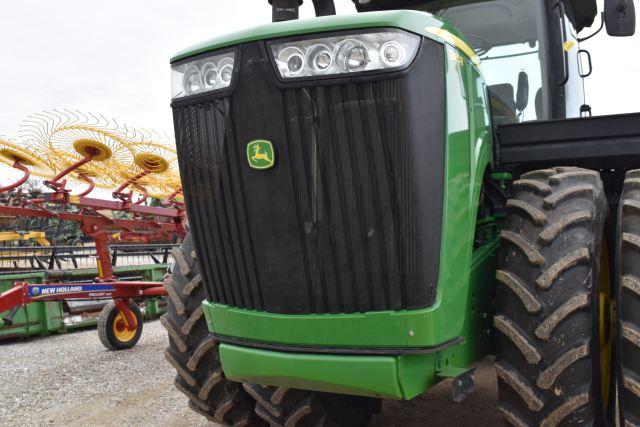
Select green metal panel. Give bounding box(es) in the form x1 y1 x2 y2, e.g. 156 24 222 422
143 298 164 319
140 265 168 319
0 272 65 338
220 343 403 399
171 10 471 63
208 303 429 347
142 265 169 282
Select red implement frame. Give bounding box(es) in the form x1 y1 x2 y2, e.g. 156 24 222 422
0 155 185 333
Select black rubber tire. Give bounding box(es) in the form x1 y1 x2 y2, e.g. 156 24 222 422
495 167 610 426
161 233 264 426
98 300 143 351
243 384 380 427
617 169 640 426
70 239 84 247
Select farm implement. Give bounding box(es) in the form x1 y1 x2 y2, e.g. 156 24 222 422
0 111 185 349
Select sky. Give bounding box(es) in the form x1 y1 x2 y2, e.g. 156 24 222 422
0 0 638 141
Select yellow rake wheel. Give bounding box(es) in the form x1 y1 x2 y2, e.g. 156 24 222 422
14 109 183 199
124 142 181 200
72 139 113 161
134 153 170 174
0 139 53 178
20 110 136 189
113 311 137 342
97 301 143 351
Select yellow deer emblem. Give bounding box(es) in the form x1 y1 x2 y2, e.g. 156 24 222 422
247 140 275 170
251 145 271 163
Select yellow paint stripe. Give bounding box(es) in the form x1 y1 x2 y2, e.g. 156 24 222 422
425 26 481 67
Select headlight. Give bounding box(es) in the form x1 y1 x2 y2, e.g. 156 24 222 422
171 51 235 99
269 29 420 79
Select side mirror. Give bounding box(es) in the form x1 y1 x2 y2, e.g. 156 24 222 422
604 0 636 36
516 71 529 112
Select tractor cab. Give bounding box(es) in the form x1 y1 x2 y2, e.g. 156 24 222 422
354 0 627 123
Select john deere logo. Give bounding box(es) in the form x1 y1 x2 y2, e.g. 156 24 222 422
247 139 275 170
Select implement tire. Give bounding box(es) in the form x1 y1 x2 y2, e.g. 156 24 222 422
495 167 611 426
243 384 380 427
617 169 640 426
98 300 143 351
161 233 264 426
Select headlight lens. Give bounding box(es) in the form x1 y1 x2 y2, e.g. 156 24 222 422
201 63 218 88
269 29 420 79
171 51 235 99
307 44 333 73
277 47 305 76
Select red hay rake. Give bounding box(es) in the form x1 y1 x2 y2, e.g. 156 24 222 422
0 110 186 349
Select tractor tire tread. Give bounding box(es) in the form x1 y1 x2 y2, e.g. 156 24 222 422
618 169 640 426
162 234 264 426
506 199 548 225
97 302 117 351
495 167 607 426
244 382 379 427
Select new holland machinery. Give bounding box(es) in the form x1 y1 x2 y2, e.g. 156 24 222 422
163 0 640 425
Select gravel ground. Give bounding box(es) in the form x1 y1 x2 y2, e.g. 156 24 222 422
0 319 501 426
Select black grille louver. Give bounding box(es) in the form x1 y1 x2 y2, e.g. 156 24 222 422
173 39 445 314
174 100 265 310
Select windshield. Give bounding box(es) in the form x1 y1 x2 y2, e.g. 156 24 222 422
413 0 549 122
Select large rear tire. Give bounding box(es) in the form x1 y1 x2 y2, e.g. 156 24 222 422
161 234 264 426
495 167 611 426
617 169 640 426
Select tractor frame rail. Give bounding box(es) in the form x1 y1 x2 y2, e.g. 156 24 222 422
497 112 640 173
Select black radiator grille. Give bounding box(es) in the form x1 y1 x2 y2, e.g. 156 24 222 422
174 100 265 310
173 39 445 314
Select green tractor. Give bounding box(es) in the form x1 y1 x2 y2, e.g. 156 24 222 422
163 0 640 425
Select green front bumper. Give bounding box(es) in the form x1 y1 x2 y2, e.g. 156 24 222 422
220 343 445 400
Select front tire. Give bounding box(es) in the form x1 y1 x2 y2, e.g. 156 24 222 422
163 234 380 426
161 234 264 426
617 169 640 426
495 167 611 426
243 384 380 427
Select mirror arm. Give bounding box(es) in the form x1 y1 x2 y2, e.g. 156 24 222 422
578 13 606 42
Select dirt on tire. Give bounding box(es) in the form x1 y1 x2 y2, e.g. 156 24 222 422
617 168 640 426
495 167 610 425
